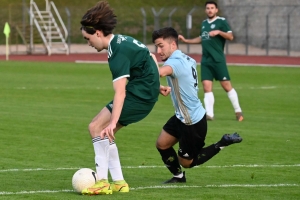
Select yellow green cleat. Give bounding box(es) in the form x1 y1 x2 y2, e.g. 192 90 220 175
110 181 129 192
81 180 113 195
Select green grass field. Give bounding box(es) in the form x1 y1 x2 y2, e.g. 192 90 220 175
0 61 299 200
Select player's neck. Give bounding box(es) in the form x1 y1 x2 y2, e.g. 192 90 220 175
106 34 115 49
208 16 218 22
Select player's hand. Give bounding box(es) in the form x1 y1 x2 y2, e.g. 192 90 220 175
160 85 171 96
209 30 220 37
178 35 186 42
100 123 116 142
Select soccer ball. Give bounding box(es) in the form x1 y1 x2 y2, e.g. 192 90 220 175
72 168 98 193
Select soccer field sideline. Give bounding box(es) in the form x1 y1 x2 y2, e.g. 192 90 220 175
0 164 299 173
0 164 299 196
0 183 299 196
74 60 300 67
1 162 299 195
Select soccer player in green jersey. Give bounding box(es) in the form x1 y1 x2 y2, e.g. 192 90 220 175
79 1 161 195
178 1 243 121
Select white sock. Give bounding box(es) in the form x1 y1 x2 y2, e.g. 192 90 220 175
204 92 214 117
227 88 242 113
92 136 109 180
109 141 124 182
174 172 184 178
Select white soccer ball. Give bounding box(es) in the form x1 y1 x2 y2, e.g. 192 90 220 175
72 168 98 193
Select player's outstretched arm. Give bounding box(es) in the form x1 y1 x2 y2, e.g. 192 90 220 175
178 35 201 44
209 30 234 41
100 78 127 141
219 31 234 41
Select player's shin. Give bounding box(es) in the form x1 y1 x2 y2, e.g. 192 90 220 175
204 92 215 118
92 136 109 180
190 144 220 167
157 147 182 175
109 141 125 181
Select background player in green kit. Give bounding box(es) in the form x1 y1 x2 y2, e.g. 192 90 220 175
80 1 162 195
178 1 244 121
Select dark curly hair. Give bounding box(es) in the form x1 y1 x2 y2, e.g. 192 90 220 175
80 1 117 36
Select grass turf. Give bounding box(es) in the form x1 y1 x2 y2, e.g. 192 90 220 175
0 61 299 199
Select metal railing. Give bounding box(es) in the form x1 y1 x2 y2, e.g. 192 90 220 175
2 3 300 56
29 0 69 55
49 1 68 41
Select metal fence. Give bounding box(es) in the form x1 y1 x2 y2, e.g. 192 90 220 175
220 5 300 56
1 2 300 56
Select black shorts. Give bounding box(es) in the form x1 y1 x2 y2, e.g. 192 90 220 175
163 115 207 160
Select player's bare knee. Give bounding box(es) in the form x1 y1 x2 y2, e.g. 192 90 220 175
179 159 193 168
180 162 193 168
221 81 232 92
88 122 98 135
156 140 167 150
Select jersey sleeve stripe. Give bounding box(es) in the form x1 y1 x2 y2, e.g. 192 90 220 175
113 74 130 82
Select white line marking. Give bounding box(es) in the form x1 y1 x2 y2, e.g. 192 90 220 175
0 164 299 173
227 63 300 67
13 86 283 90
0 167 80 172
0 190 73 195
261 86 277 89
131 184 300 190
0 184 298 195
75 60 300 67
75 60 108 64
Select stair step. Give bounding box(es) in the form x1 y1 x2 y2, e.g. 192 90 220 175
51 48 68 51
36 15 51 18
45 36 63 39
43 30 59 33
34 11 51 14
43 32 60 37
37 20 54 23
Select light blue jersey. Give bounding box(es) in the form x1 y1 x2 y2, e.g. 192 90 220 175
164 50 206 125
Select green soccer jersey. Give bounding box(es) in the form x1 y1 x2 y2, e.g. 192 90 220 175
200 16 232 62
107 34 160 102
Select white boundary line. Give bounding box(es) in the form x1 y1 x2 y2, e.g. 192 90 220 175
0 184 298 195
75 60 300 67
0 164 299 172
75 60 108 64
227 63 300 67
131 184 300 190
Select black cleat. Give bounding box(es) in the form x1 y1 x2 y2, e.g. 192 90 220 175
216 132 243 148
163 171 186 184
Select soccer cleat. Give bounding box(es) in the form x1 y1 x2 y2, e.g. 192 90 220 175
206 115 214 121
163 171 186 184
81 180 112 195
111 181 129 192
235 112 244 122
216 132 243 148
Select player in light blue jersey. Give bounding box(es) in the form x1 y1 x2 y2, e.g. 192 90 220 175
164 47 205 125
152 27 243 183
